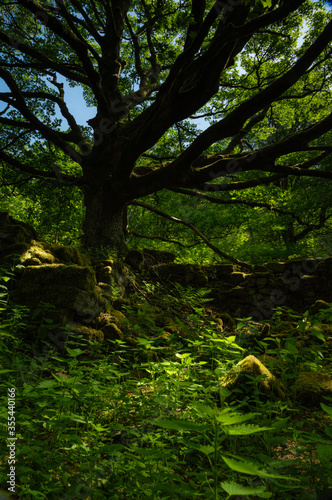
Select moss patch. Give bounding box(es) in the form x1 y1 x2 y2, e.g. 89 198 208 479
18 264 96 290
294 371 332 407
222 355 286 400
69 324 104 343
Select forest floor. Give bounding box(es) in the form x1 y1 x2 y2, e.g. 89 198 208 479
0 271 332 500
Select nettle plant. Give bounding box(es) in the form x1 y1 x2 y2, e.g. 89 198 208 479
1 270 332 499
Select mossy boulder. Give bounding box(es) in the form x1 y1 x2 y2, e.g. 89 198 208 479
20 241 58 265
294 371 332 407
125 249 144 270
52 245 90 267
101 321 123 341
16 264 106 325
95 309 126 341
0 212 39 261
94 260 114 284
222 355 286 400
309 300 331 316
217 313 236 332
111 261 136 293
17 264 97 290
68 324 104 343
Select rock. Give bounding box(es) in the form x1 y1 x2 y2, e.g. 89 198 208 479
109 308 126 322
222 355 286 400
0 212 91 267
125 248 175 270
229 272 246 285
253 265 269 273
264 262 288 273
52 245 90 267
217 313 236 332
94 262 113 285
0 212 38 262
101 322 123 341
111 261 136 293
95 308 126 341
309 300 331 316
142 248 175 264
125 249 144 270
294 372 332 406
67 324 104 343
16 264 106 325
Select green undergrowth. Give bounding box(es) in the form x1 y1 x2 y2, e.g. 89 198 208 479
0 265 332 499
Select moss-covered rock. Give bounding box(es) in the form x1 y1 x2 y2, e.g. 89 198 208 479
109 308 126 323
94 262 113 285
95 309 126 341
142 248 175 265
0 212 39 262
52 245 91 267
217 313 236 332
294 371 332 407
101 321 123 341
125 248 175 270
16 264 105 325
222 355 286 400
68 324 104 343
150 263 207 287
18 264 96 290
309 300 331 316
125 249 144 270
111 261 136 293
20 241 59 265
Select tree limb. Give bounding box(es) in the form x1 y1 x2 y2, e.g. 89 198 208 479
0 150 81 183
130 200 252 270
16 0 104 106
127 230 189 248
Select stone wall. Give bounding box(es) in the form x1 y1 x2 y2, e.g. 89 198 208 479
1 212 331 329
143 255 332 320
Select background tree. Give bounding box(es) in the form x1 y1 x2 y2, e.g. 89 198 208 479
1 0 332 259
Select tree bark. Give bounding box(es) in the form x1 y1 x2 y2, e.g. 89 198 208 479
82 183 127 255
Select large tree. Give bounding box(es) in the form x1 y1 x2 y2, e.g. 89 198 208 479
1 0 332 255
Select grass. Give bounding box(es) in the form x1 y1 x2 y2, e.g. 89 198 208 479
0 264 332 500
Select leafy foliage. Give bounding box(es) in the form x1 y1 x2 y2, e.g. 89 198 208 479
1 267 331 499
1 1 332 256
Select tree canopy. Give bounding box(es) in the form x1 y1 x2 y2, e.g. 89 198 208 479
1 0 332 261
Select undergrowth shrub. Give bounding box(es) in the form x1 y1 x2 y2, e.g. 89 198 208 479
0 272 331 499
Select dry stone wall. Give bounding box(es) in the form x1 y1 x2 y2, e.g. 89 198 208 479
1 212 331 329
145 255 332 320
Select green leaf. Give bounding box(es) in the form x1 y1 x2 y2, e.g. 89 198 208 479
221 456 299 481
285 338 298 354
65 347 85 357
311 328 326 342
270 417 290 432
152 419 209 433
225 424 273 436
193 402 216 417
175 352 191 359
198 445 215 455
67 415 87 424
37 380 59 389
317 444 332 463
324 427 332 439
321 403 332 416
221 480 272 498
216 411 258 425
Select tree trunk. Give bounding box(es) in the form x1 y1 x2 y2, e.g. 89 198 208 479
82 184 128 255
